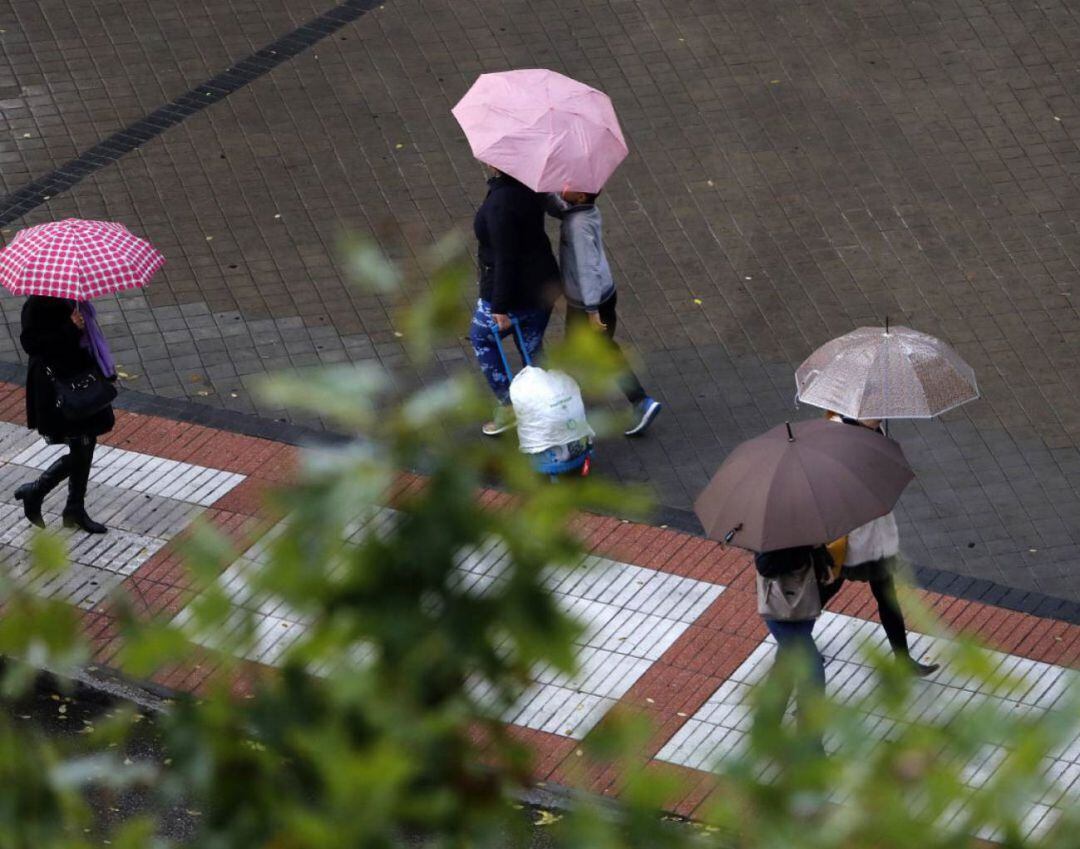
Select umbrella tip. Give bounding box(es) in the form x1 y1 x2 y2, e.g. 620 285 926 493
785 421 794 442
723 523 742 544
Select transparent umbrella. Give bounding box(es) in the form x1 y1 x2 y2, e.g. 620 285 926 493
795 324 978 420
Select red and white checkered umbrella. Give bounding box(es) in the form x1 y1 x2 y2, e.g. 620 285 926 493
0 219 165 300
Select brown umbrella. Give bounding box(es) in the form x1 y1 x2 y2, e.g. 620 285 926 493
694 419 914 552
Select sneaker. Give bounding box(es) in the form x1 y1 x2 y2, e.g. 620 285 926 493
624 396 662 437
482 405 516 437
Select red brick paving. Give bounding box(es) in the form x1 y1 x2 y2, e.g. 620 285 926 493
0 379 1077 813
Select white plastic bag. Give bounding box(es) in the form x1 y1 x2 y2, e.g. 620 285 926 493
509 366 595 455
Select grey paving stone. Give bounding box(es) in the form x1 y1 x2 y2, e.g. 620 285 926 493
2 0 1080 603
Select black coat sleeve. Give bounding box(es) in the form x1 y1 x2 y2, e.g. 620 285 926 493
486 197 526 315
20 298 82 368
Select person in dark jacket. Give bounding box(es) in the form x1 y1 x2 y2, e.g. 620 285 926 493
469 169 561 436
14 295 116 534
754 544 830 745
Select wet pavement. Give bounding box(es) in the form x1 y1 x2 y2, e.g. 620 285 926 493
4 674 197 843
2 0 1080 601
5 672 562 845
0 389 1075 825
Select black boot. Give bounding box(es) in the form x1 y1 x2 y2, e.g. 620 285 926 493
62 440 106 535
899 654 939 678
62 505 107 534
14 455 73 528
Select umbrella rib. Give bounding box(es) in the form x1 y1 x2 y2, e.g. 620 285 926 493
768 447 830 546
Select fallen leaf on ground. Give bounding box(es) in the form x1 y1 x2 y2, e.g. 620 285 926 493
534 811 562 826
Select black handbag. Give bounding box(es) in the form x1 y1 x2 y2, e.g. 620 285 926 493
47 366 117 421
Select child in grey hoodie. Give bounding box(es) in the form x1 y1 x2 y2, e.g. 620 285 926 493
547 191 661 436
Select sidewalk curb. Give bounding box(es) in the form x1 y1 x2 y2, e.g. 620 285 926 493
31 659 691 828
0 357 1075 626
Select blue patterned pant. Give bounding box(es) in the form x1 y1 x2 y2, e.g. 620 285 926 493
469 299 551 404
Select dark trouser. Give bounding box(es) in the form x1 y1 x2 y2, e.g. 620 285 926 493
760 613 825 743
763 619 826 724
565 292 646 406
819 570 910 656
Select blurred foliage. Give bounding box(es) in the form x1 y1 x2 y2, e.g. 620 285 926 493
0 237 1076 849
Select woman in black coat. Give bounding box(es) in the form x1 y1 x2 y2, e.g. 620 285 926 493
468 168 561 435
14 295 115 534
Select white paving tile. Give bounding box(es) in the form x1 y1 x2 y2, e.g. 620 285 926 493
0 422 247 611
10 439 245 507
180 508 726 740
657 610 1080 828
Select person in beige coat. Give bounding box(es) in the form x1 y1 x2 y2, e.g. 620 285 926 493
821 412 939 677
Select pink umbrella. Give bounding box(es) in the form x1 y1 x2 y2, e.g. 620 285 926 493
0 219 165 300
452 69 628 193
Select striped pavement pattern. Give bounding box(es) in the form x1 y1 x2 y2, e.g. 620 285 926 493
0 383 1075 832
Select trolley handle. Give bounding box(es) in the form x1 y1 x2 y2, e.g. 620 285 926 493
489 316 531 381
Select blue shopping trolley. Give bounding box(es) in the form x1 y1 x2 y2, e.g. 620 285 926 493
490 318 594 480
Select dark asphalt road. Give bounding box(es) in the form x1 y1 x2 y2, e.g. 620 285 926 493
5 675 568 847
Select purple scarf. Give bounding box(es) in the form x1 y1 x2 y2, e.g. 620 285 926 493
77 301 116 379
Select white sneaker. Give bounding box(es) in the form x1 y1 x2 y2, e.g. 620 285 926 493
482 406 516 437
624 397 661 437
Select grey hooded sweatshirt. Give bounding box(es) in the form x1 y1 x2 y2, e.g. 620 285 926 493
546 195 616 311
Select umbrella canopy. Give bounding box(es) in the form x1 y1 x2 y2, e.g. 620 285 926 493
452 69 628 193
0 219 165 300
795 325 978 420
694 419 914 552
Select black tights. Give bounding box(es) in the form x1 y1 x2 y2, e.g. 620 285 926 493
64 437 96 505
819 572 910 656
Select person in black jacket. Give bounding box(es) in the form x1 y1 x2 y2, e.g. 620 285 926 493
468 169 561 436
14 295 115 534
754 545 830 740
